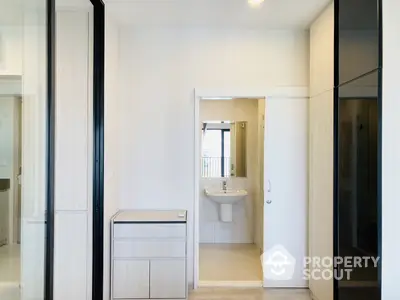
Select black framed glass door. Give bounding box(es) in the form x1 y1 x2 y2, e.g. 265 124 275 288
334 0 382 299
0 0 55 299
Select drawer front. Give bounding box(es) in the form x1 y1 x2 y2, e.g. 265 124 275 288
114 240 186 258
114 223 186 239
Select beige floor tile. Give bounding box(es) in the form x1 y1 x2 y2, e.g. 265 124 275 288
199 244 263 281
0 283 20 300
189 288 311 300
0 244 20 283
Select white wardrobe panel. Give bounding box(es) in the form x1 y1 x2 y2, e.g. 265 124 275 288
20 220 45 300
309 90 334 300
309 3 334 299
54 213 88 300
55 10 89 211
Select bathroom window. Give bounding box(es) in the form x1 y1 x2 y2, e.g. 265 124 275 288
201 128 231 177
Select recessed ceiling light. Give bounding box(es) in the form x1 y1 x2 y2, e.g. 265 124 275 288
248 0 265 7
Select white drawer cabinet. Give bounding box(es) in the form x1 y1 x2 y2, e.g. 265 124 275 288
114 224 186 239
111 210 187 300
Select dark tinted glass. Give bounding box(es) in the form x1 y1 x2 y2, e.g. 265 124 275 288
337 70 380 300
338 0 380 85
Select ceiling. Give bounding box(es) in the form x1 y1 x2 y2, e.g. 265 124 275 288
0 0 335 29
0 0 92 26
105 0 332 29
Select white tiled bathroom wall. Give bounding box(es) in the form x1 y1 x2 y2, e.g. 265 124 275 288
200 177 255 243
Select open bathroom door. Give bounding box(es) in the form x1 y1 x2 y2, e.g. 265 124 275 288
263 96 308 288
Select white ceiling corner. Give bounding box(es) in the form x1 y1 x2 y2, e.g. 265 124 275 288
105 0 332 29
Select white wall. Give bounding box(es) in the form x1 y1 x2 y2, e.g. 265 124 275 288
103 9 120 300
382 0 400 299
308 3 334 300
116 26 309 286
199 99 258 244
0 26 22 76
54 9 92 300
0 77 22 96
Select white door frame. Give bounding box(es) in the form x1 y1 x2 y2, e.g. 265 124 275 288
193 86 308 289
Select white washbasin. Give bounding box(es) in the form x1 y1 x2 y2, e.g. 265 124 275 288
205 189 248 204
204 189 248 222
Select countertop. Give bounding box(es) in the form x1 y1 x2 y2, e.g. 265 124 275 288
112 210 187 223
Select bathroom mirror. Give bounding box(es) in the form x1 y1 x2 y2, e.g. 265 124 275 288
201 121 247 178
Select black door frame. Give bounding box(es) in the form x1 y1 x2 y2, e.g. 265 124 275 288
90 1 105 300
45 0 56 299
45 1 105 300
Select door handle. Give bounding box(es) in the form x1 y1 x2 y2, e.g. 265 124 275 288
267 180 271 193
266 200 272 204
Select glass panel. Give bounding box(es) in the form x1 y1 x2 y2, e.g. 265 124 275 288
0 0 49 300
338 0 379 85
337 70 380 300
21 1 48 300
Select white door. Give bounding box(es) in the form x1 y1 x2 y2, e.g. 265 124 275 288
150 259 186 299
113 260 150 299
263 97 308 288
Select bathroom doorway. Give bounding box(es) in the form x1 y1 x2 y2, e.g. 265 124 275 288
193 88 308 289
0 95 22 298
197 98 265 287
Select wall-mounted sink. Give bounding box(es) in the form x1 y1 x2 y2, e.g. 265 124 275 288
205 189 248 222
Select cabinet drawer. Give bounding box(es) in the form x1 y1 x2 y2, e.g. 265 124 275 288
114 223 186 239
114 240 186 258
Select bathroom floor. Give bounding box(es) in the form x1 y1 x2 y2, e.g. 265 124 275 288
0 244 20 282
0 244 20 300
189 288 311 300
199 244 263 283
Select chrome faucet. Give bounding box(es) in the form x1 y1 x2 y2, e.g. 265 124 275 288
222 180 228 192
